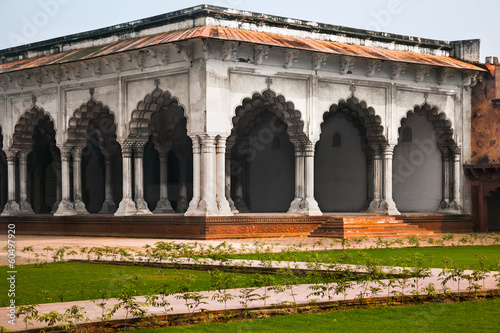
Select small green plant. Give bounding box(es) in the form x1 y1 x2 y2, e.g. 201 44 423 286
16 304 39 331
65 305 88 330
145 284 174 320
176 292 208 314
238 288 259 313
38 310 68 330
91 290 117 328
116 282 146 331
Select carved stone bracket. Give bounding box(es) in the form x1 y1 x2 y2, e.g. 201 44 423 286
312 53 328 71
340 56 355 75
390 63 406 80
128 51 147 70
150 47 169 65
43 67 61 83
0 76 7 91
462 71 482 90
254 45 269 65
176 43 194 63
283 50 299 69
366 59 382 77
222 41 238 61
438 67 454 85
414 65 431 83
104 56 122 72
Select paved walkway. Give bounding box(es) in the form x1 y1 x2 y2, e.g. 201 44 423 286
1 254 498 331
1 234 496 266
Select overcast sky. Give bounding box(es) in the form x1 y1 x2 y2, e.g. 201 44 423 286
0 0 498 61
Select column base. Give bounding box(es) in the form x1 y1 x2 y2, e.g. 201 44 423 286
437 199 450 212
115 198 137 216
287 197 303 214
227 198 239 214
217 196 234 216
19 201 35 215
135 198 152 215
53 200 77 216
366 199 382 213
1 201 21 216
153 199 174 214
50 201 61 214
448 200 463 214
74 200 89 215
234 198 249 213
379 199 400 215
99 200 117 214
184 197 201 216
299 197 322 216
196 197 222 216
176 197 189 213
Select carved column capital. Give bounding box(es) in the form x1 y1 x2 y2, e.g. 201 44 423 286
216 136 227 154
59 146 72 161
303 141 315 157
5 150 17 162
121 141 135 158
202 135 216 153
370 145 382 159
133 141 146 157
382 144 395 156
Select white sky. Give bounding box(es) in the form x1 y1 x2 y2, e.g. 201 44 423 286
0 0 498 61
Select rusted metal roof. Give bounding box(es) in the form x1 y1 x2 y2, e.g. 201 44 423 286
0 26 485 74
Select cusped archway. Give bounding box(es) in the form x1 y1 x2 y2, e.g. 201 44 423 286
315 96 386 212
393 104 457 212
68 98 122 214
229 90 304 212
13 106 60 214
129 88 192 213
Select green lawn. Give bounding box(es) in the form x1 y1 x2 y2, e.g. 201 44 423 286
229 245 500 270
135 299 500 333
0 262 320 306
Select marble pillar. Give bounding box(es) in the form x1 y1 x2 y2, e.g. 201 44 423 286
176 157 189 213
1 151 20 216
288 140 304 214
367 145 383 213
18 151 34 214
73 147 89 214
197 135 219 215
300 141 322 216
438 147 451 211
134 141 152 215
185 135 201 216
449 146 463 212
216 136 232 216
54 147 76 216
99 152 117 214
115 141 137 216
380 144 400 215
154 147 174 213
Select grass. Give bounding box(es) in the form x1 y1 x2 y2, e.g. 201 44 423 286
0 262 322 306
229 245 500 270
135 299 500 332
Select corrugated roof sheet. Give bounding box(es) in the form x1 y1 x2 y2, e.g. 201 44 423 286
0 26 485 74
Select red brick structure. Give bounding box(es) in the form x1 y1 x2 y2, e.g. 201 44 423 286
465 57 500 232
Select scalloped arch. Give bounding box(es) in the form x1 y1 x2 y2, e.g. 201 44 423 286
12 106 57 150
67 99 117 145
323 96 386 144
129 88 186 141
398 103 457 148
231 89 305 140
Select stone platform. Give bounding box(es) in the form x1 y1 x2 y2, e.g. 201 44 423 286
0 213 473 239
